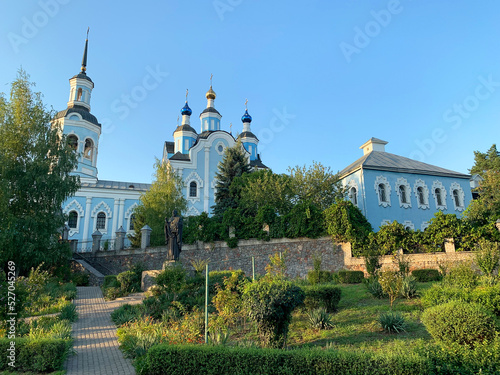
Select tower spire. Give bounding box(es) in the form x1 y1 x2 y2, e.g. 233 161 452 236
81 27 89 73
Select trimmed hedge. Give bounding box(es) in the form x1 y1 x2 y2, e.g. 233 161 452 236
421 301 498 347
337 270 364 284
411 269 442 282
0 338 71 372
137 342 500 375
302 285 342 312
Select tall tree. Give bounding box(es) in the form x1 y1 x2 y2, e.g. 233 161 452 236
465 144 500 226
212 140 251 217
288 161 344 210
129 159 186 247
0 70 80 275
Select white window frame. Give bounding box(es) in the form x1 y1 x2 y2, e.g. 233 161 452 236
374 175 391 207
403 220 415 231
432 180 447 210
184 171 203 203
63 199 85 236
450 182 465 212
395 177 411 209
91 201 112 235
413 179 430 210
346 179 359 207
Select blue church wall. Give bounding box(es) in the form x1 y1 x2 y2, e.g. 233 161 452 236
343 169 472 232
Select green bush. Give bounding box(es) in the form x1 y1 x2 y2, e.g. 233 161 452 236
337 270 364 284
475 240 500 277
104 286 123 300
400 275 418 299
411 269 442 282
117 270 136 292
209 270 236 294
307 270 332 285
307 308 334 330
444 263 479 289
302 285 341 312
112 303 145 326
378 311 406 334
71 271 89 286
365 277 386 299
470 286 500 316
60 303 78 322
422 301 498 347
242 278 305 348
137 342 500 375
420 284 467 308
155 263 187 296
0 338 71 372
103 275 120 289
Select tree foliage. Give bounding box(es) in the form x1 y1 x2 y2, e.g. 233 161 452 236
288 161 344 211
466 144 500 226
212 140 251 218
129 160 186 247
0 70 80 274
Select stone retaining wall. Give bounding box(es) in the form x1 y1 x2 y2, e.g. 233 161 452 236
80 236 476 278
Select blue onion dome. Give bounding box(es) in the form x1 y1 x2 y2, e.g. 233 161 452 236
241 109 252 123
181 102 192 116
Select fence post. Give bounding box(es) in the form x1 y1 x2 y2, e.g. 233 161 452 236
252 256 255 281
92 229 102 253
115 226 126 251
141 225 152 249
205 263 209 344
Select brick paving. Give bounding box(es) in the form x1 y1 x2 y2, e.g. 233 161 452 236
65 287 145 375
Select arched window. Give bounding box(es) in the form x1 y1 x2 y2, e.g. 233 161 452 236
67 135 78 150
417 187 425 205
453 189 461 207
77 88 83 101
378 183 387 203
399 185 408 204
435 188 443 207
84 138 93 159
68 211 78 229
189 181 197 197
349 187 357 206
96 212 106 230
129 214 136 231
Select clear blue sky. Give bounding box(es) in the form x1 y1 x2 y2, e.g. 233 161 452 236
1 1 499 184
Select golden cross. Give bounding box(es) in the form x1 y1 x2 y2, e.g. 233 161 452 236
185 89 188 101
230 122 232 133
210 73 213 86
177 116 179 125
245 98 248 109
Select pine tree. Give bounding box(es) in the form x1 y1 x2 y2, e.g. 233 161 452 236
213 140 251 217
129 159 187 247
0 70 80 275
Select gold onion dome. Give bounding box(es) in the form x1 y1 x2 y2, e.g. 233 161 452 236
206 86 216 99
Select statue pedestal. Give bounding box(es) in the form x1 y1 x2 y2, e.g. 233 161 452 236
141 270 162 292
162 260 176 270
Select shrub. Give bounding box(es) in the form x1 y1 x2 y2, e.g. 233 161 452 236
71 271 89 286
307 308 334 330
411 269 442 282
364 276 386 299
378 271 403 307
104 286 123 300
117 270 136 293
155 263 186 297
0 338 71 372
400 275 418 299
422 301 498 347
209 270 237 294
337 270 364 284
470 286 500 316
475 240 500 277
242 278 305 348
60 303 78 322
103 275 120 289
444 262 479 288
307 257 332 285
378 311 406 333
420 284 467 308
112 303 145 326
302 284 341 312
226 237 238 248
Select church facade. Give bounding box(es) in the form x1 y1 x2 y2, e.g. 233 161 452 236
54 36 266 250
339 138 473 232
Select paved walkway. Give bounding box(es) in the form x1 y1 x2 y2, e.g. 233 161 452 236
65 287 145 375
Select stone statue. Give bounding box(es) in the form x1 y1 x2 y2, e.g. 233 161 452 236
165 210 183 261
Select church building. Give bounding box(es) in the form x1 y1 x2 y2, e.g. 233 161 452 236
54 35 267 250
339 138 473 232
53 35 149 251
162 84 267 216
